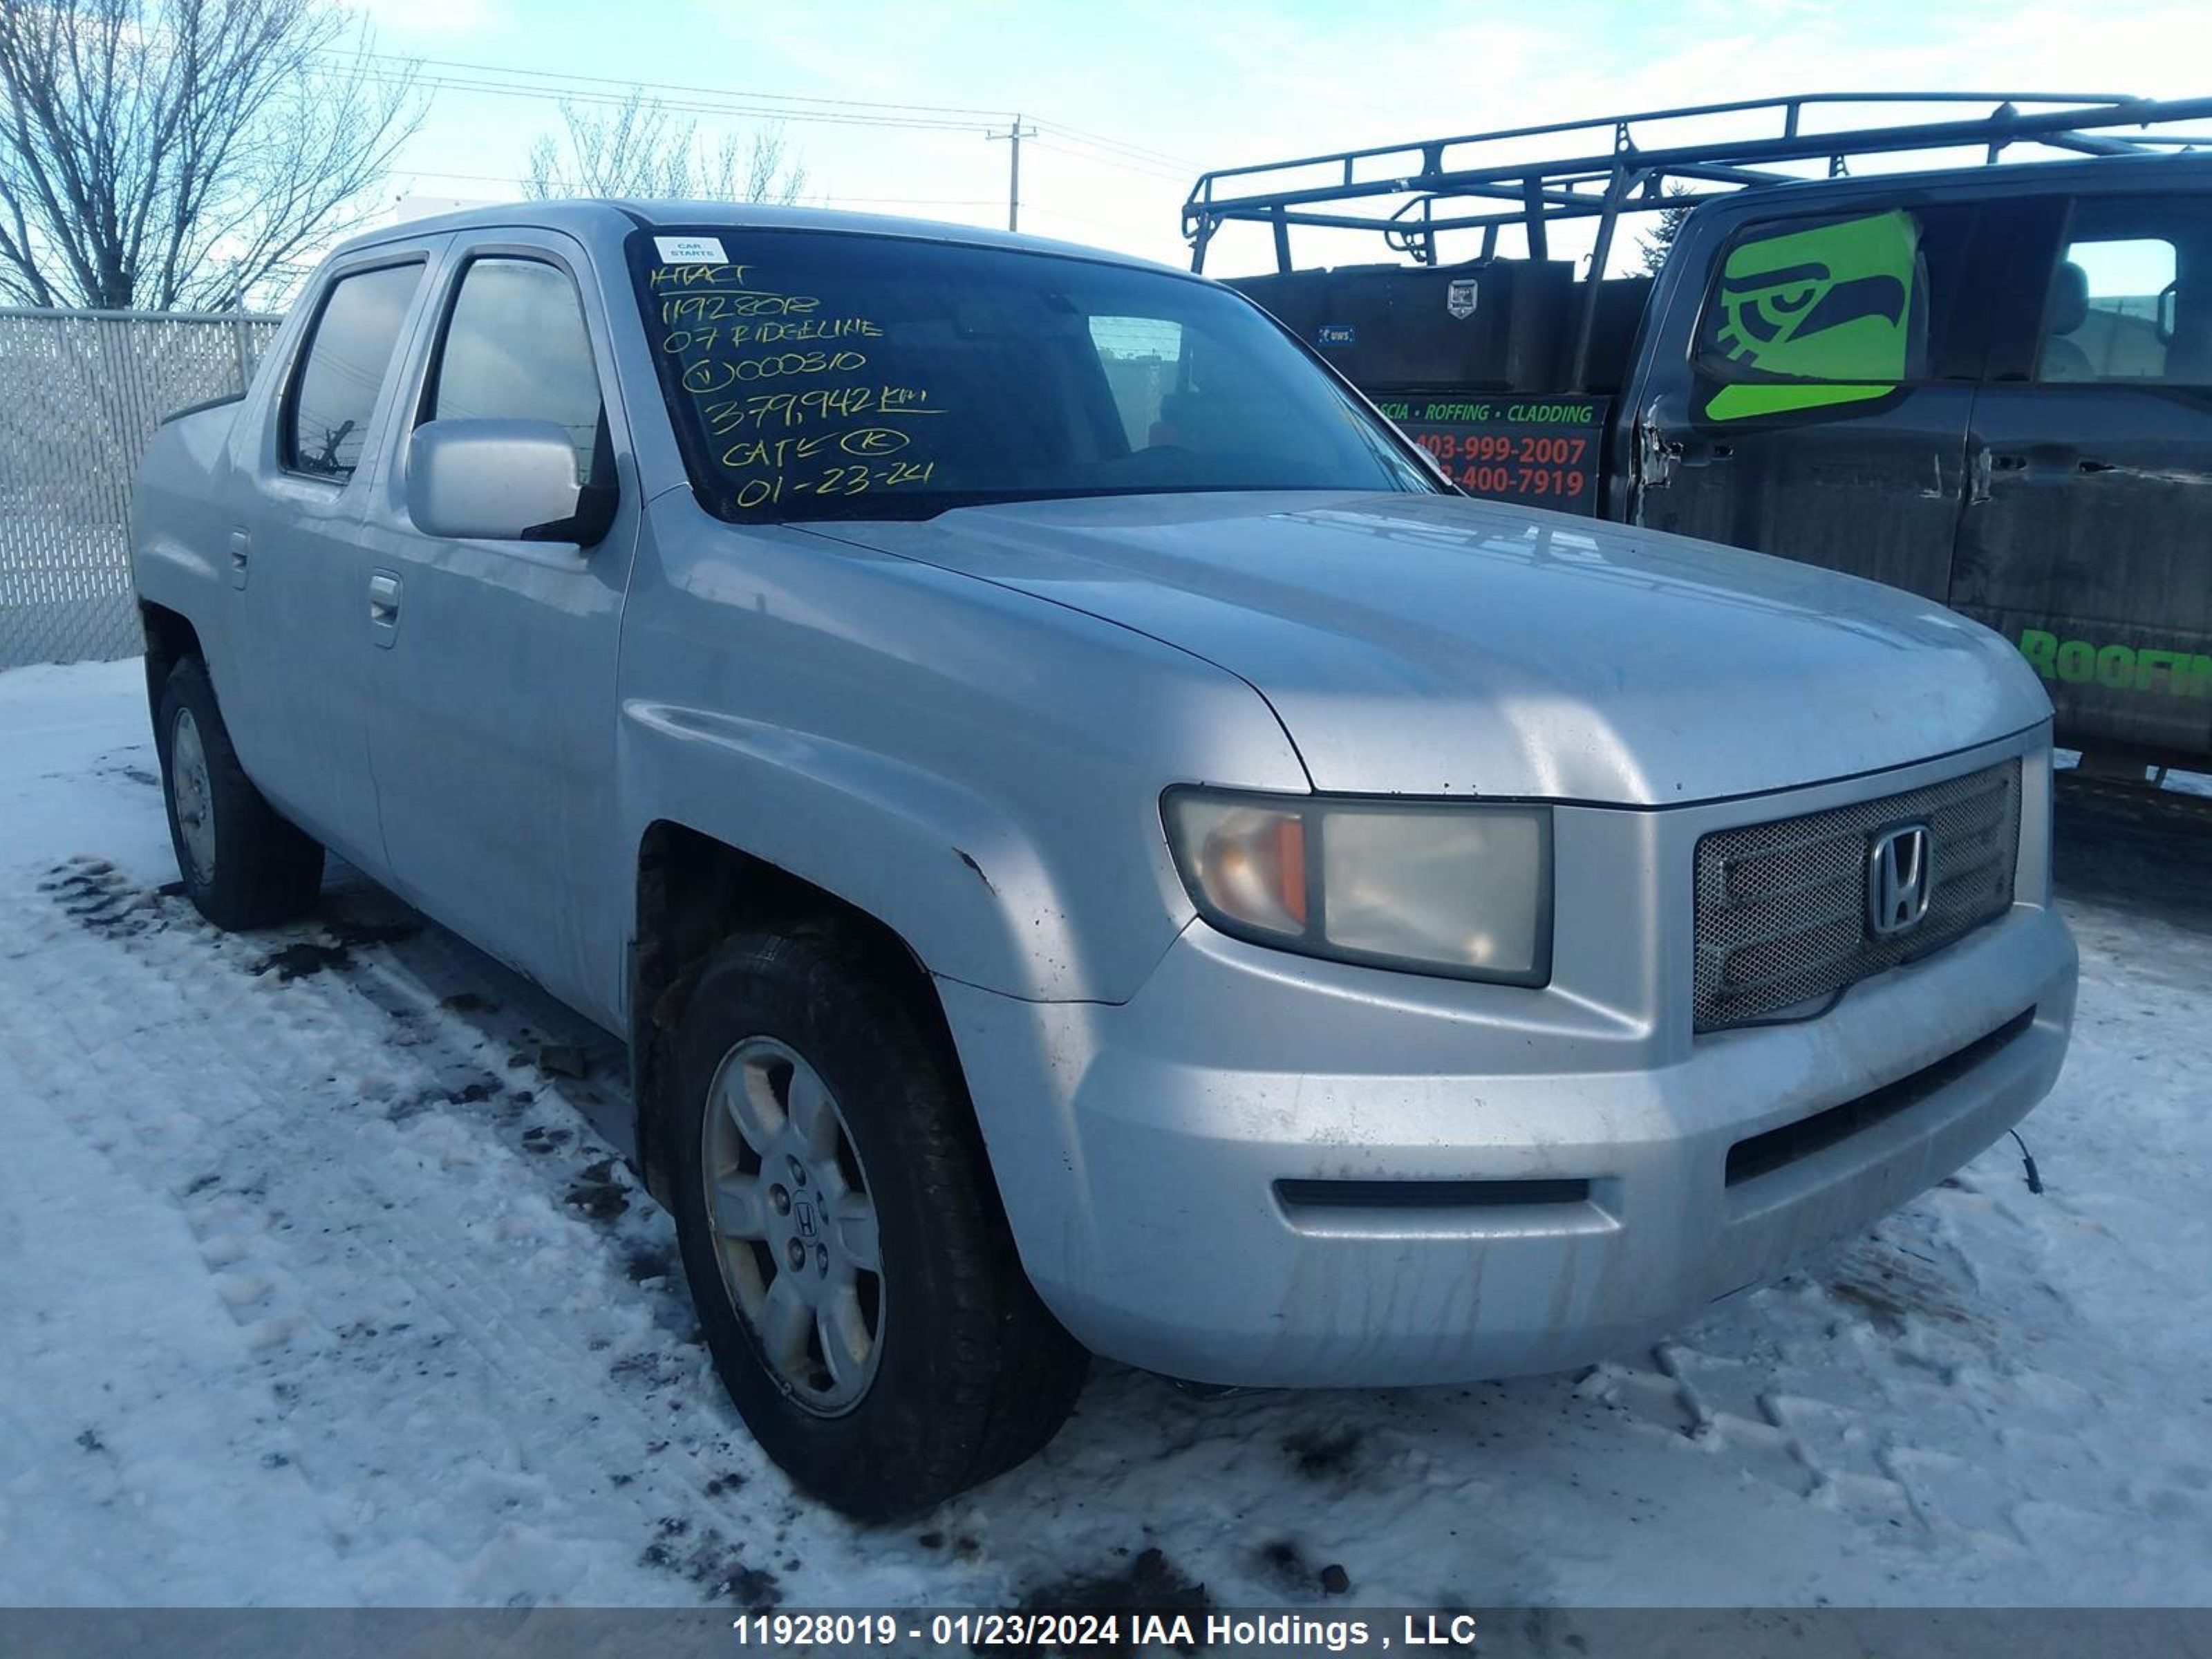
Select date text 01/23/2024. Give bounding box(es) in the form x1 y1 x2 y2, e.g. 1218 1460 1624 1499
728 1611 1485 1651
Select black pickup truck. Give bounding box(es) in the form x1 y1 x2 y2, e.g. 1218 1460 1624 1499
1188 93 2212 773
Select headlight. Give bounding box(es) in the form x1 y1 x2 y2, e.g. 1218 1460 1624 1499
1161 787 1552 984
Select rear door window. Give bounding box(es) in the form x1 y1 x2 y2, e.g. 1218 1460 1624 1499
2036 194 2211 384
1690 204 1979 421
424 256 606 483
283 263 424 480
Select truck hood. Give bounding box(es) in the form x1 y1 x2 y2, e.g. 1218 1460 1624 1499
805 491 2050 805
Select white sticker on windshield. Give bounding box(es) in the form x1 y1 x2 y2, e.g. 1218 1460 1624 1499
654 236 728 265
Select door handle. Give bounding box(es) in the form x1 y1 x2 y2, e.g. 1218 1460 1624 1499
227 529 250 590
367 570 402 646
1987 447 2103 479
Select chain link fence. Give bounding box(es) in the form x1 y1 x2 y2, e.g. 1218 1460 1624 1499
0 308 282 671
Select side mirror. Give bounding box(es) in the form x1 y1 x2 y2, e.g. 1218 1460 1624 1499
406 418 583 543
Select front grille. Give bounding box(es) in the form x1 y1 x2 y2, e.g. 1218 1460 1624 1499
1694 760 2022 1032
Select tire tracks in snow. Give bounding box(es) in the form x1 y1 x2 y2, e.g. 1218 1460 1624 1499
1 857 957 1606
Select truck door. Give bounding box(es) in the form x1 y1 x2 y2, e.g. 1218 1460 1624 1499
355 236 639 1026
229 252 438 872
1953 185 2212 765
1632 200 1985 599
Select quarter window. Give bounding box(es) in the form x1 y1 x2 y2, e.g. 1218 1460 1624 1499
426 257 604 482
284 263 424 480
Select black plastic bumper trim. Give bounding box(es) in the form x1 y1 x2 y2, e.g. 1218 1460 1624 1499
1274 1177 1593 1210
1725 1006 2038 1188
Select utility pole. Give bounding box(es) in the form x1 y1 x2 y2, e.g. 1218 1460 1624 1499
988 115 1037 232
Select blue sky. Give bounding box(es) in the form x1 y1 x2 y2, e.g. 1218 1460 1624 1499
352 0 2204 274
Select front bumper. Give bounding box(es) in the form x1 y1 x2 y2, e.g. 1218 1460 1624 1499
939 735 2077 1388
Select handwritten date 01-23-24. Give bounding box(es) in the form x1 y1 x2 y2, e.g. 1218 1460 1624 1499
725 459 938 509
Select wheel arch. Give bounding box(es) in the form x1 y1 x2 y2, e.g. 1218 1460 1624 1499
139 601 203 723
628 819 964 1208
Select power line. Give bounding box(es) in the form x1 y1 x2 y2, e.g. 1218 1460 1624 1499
320 55 1199 250
324 63 997 134
321 48 1019 122
317 50 1206 175
1024 138 1190 186
1031 120 1197 174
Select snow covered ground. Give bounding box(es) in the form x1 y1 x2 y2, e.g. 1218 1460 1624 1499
2 657 2209 1609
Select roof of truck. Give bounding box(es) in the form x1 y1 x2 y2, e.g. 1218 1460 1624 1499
335 199 1179 274
1684 147 2212 219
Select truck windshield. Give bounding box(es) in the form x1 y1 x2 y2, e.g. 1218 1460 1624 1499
630 227 1440 522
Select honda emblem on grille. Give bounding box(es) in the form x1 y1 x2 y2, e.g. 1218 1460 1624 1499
1867 822 1936 937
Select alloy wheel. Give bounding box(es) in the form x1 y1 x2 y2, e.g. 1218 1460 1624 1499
700 1035 883 1415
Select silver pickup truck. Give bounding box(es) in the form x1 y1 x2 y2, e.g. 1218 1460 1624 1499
131 202 2078 1517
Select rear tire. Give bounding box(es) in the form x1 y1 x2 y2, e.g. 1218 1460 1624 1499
666 925 1089 1519
156 658 324 930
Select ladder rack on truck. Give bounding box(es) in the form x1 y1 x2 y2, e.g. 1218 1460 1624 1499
1184 93 2212 391
1188 93 2212 773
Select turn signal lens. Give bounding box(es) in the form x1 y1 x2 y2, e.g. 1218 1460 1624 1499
1161 794 1309 939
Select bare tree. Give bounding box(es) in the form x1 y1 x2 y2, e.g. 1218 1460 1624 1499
523 91 806 205
0 0 422 312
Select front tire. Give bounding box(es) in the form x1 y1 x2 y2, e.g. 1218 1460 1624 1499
156 658 324 930
667 926 1088 1518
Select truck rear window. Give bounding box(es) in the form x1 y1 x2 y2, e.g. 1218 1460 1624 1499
630 227 1438 522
